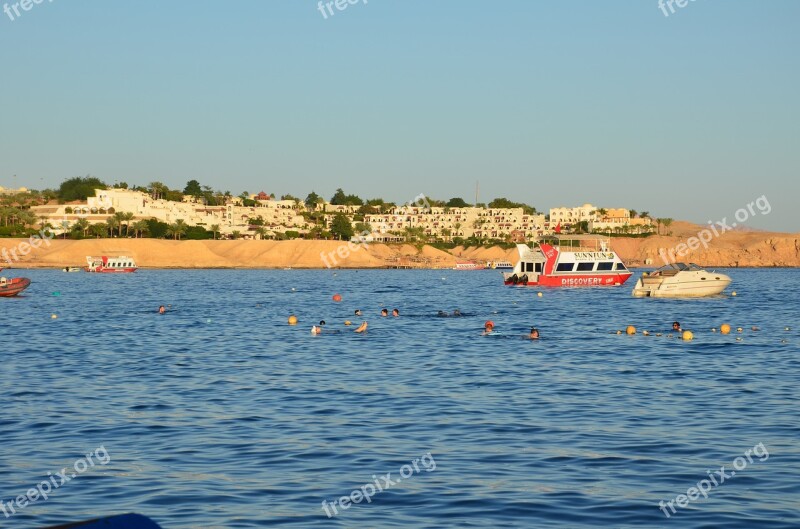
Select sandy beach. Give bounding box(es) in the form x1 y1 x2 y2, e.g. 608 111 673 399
2 221 798 269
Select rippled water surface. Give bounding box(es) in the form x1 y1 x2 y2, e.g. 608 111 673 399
1 268 799 528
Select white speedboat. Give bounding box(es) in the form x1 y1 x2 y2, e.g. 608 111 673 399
632 263 731 298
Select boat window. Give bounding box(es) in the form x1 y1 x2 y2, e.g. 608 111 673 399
576 262 594 272
535 263 542 273
597 262 614 271
615 263 628 271
525 262 535 272
556 263 574 272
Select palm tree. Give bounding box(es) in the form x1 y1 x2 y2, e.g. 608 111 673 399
132 220 149 238
255 226 268 240
112 212 126 237
149 182 167 200
629 209 638 219
166 219 188 240
90 223 108 238
662 218 673 236
210 224 220 240
106 217 119 237
120 212 135 236
73 218 90 238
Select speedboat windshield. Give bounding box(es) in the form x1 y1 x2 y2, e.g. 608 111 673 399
654 262 705 273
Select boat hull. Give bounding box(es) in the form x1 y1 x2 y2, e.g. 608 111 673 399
85 267 137 273
504 272 632 287
0 278 31 297
632 278 731 297
631 267 732 297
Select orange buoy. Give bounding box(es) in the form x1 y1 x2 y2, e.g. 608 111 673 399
288 315 298 325
720 324 731 335
332 294 342 302
626 326 636 335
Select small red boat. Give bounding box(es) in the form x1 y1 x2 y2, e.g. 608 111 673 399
0 277 31 297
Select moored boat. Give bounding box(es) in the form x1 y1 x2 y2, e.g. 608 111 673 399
454 261 486 270
487 260 514 271
63 266 82 272
85 256 138 273
0 277 31 297
631 263 731 297
503 235 632 287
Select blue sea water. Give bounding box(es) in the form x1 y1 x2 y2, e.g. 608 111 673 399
1 268 799 529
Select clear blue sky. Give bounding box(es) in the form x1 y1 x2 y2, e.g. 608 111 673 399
1 1 798 231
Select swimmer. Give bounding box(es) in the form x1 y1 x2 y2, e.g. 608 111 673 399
437 310 448 317
158 306 166 314
529 327 540 340
354 309 362 316
482 321 495 335
381 309 388 317
392 309 399 317
672 321 682 332
452 309 462 317
355 321 368 333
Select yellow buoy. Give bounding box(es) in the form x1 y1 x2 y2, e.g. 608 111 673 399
537 292 543 297
643 330 650 336
344 320 352 326
720 324 731 335
737 327 743 333
288 315 298 325
626 326 636 335
51 314 58 319
732 291 737 296
616 330 622 335
711 328 717 333
682 330 694 341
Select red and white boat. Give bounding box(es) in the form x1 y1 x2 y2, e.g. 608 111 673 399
503 235 632 287
85 255 138 273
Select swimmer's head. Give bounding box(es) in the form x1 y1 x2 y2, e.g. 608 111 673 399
381 309 388 317
392 309 399 317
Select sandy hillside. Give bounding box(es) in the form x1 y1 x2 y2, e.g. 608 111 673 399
0 239 457 269
2 224 799 269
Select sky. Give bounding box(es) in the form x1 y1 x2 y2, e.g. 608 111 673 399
1 0 798 231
